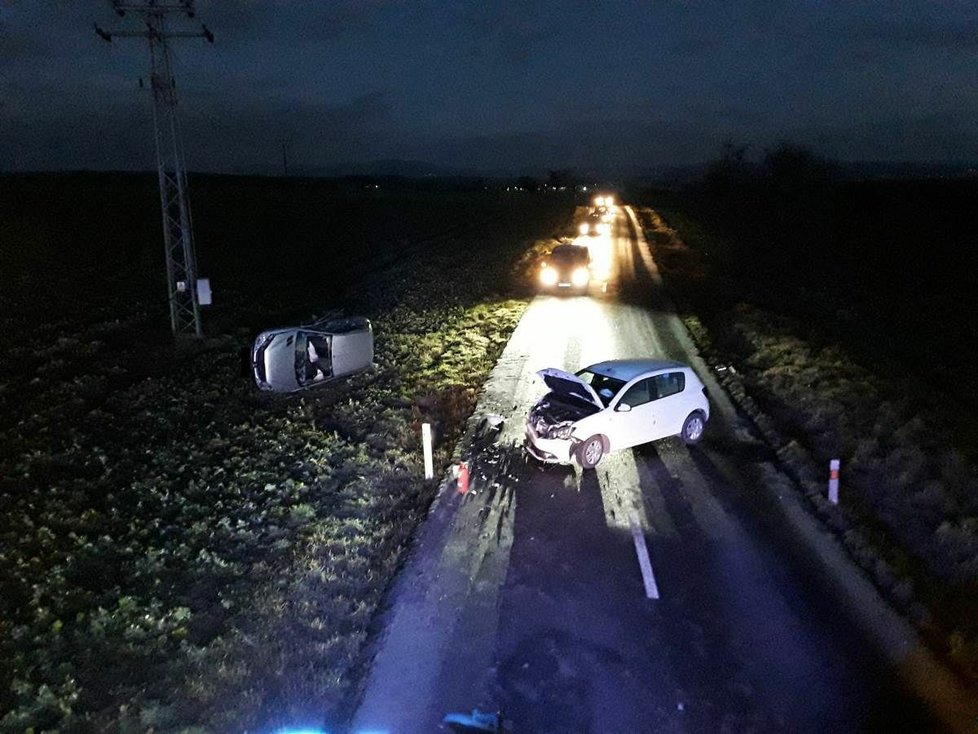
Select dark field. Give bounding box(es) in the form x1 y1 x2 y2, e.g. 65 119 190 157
4 170 977 731
637 176 978 407
632 177 978 693
0 173 574 732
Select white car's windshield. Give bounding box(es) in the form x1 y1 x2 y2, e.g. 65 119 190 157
575 369 626 407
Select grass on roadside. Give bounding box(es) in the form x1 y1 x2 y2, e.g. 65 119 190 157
0 177 573 733
635 205 978 685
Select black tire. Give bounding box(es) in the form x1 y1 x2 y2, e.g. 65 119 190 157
576 435 605 469
681 411 706 445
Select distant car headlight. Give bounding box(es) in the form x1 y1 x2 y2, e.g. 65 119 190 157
571 267 589 287
540 266 558 286
579 223 590 235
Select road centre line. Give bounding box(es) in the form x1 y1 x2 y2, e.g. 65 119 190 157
630 511 660 600
592 452 663 600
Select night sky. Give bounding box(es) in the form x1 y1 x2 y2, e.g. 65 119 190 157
4 1 978 176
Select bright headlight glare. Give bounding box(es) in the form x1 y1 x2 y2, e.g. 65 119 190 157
579 223 589 235
540 267 558 286
571 268 589 287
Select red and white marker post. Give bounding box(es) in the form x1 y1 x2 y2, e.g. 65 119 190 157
828 458 840 505
456 461 470 494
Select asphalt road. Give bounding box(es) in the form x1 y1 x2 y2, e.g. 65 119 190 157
351 206 974 733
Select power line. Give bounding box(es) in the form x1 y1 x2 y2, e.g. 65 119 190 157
95 0 214 338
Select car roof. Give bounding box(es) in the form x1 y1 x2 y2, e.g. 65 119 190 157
582 358 689 382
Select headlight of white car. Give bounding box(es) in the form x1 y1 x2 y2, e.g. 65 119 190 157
571 267 589 287
540 266 558 286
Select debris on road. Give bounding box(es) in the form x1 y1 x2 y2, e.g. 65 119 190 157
442 707 507 732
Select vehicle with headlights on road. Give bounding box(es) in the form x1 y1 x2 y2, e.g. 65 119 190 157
579 213 602 236
525 358 710 468
251 316 373 393
538 243 591 294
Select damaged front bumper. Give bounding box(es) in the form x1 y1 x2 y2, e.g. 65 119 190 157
524 426 575 465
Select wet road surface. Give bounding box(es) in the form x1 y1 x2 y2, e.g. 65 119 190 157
352 206 971 733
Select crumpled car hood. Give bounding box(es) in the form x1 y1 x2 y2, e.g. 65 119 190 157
536 368 603 408
529 392 600 427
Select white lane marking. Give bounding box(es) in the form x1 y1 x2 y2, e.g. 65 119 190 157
591 452 665 599
624 206 663 286
630 510 660 599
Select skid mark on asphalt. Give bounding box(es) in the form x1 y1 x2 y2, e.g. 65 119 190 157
593 451 653 531
638 440 737 541
590 451 667 599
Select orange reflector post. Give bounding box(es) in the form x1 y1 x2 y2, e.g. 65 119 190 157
457 461 469 494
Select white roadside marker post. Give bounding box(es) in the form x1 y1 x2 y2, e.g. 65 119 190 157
422 423 434 479
828 458 840 505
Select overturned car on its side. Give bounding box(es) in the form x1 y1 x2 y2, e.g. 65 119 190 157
251 316 373 393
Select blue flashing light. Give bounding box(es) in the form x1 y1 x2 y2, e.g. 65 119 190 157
275 727 391 734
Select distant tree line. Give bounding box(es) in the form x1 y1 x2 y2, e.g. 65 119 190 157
684 142 840 289
679 141 978 307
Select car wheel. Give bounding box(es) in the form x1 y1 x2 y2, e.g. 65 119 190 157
681 411 706 445
576 435 605 469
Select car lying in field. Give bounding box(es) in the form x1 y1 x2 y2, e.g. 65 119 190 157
525 358 710 468
538 242 591 293
251 316 373 392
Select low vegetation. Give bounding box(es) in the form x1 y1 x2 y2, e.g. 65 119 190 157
0 173 573 732
633 195 978 686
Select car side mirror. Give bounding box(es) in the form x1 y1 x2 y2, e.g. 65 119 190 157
616 402 632 413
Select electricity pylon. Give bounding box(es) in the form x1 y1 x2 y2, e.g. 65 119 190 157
96 1 214 338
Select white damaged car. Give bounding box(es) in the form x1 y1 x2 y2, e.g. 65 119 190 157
525 359 710 468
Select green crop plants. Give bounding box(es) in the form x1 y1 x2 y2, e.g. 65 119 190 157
0 173 573 731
